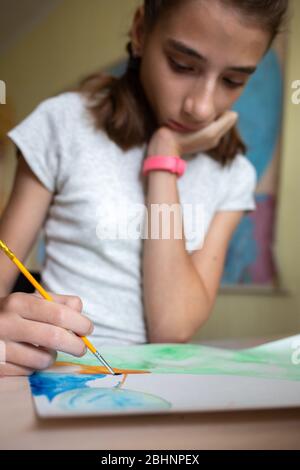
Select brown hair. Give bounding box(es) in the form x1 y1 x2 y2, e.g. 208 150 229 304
79 0 289 165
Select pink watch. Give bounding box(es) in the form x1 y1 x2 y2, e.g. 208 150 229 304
142 155 187 177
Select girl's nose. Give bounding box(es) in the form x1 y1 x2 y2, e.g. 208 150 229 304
183 79 217 126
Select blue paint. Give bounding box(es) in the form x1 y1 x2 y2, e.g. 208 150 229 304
30 372 172 412
233 49 283 180
53 388 171 412
222 215 257 284
222 49 283 285
29 373 106 401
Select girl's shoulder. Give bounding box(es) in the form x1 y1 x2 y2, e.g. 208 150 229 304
35 91 88 123
39 90 84 107
217 154 257 212
7 91 94 193
191 152 257 212
223 153 257 185
196 151 257 184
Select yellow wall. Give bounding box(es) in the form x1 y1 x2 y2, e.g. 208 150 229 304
0 0 140 119
0 0 299 339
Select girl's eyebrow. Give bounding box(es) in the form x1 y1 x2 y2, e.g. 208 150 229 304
165 38 257 75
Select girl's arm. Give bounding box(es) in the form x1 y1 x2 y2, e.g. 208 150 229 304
0 151 93 376
143 167 243 343
0 152 53 294
142 124 245 344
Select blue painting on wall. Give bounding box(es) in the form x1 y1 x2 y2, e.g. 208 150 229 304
223 49 283 285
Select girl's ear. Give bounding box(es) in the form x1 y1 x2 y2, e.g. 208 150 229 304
130 6 146 56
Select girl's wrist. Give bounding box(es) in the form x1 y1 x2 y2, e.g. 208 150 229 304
147 129 181 158
142 155 187 178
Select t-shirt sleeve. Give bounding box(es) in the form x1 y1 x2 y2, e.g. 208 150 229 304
217 154 257 213
7 96 63 193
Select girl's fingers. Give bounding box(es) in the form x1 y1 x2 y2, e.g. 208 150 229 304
5 341 57 370
4 317 87 357
0 362 34 377
212 111 238 140
184 111 237 144
174 111 238 154
5 293 93 337
34 292 83 313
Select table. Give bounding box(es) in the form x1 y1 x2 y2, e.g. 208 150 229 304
1 338 300 450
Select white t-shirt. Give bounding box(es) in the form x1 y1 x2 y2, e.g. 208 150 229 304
7 92 257 345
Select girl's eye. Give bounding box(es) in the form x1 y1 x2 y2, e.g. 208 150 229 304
168 58 195 74
223 78 244 89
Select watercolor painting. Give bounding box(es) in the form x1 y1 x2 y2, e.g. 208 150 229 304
222 46 284 286
29 335 300 417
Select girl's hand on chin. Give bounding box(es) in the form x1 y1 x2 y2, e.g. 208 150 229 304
147 110 238 158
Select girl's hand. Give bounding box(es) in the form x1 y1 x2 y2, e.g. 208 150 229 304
147 110 238 157
0 292 94 376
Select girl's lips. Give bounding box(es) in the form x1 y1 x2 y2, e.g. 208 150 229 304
167 120 199 133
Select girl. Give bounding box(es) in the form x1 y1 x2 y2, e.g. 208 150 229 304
0 0 288 376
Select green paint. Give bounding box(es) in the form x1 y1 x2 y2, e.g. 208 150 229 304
56 335 300 382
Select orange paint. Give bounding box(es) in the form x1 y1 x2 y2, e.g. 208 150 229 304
54 362 150 376
119 374 127 387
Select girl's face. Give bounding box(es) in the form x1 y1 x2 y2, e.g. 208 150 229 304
133 0 271 132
